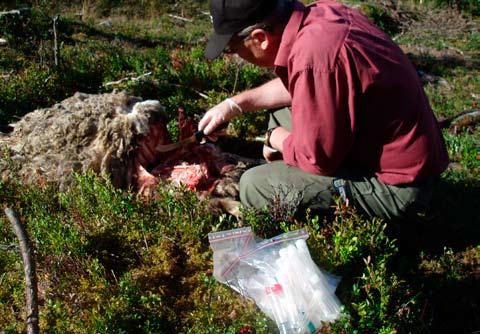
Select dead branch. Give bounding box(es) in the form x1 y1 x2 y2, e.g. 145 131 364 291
167 14 193 22
53 15 60 67
0 9 21 16
450 110 480 129
4 208 39 334
0 8 30 19
102 71 152 88
439 109 480 133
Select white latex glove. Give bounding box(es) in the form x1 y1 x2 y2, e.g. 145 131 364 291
198 98 243 135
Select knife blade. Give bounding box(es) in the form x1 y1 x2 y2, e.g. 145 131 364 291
156 129 205 153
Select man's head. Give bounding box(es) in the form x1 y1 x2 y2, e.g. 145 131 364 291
205 0 293 64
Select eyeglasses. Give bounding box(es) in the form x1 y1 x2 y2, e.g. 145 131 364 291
223 24 271 55
223 33 252 54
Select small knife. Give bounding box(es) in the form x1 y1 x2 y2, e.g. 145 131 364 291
156 129 205 153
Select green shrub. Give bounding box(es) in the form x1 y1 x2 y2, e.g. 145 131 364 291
420 0 479 14
303 203 424 332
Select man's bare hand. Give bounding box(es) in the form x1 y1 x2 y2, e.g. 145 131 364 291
263 145 283 162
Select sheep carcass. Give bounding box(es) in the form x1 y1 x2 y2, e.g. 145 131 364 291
1 91 253 215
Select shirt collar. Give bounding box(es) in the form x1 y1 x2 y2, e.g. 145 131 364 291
274 0 307 68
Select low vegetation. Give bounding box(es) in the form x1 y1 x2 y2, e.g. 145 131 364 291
0 0 478 333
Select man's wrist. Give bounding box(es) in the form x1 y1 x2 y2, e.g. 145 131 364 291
264 126 278 148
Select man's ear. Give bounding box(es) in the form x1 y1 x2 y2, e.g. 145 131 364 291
250 28 270 51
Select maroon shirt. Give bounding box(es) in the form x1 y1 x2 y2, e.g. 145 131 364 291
275 0 449 185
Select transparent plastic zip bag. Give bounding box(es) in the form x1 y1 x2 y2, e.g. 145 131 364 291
208 226 256 293
208 227 343 334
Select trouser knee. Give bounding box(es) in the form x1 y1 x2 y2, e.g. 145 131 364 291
239 167 269 210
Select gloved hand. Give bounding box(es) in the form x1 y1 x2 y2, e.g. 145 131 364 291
198 98 243 135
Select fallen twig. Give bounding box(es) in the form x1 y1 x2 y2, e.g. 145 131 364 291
4 208 39 334
439 109 480 134
53 15 60 67
450 109 480 131
102 71 152 88
167 14 193 22
0 9 21 16
0 8 30 19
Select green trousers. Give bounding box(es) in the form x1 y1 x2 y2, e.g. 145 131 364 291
239 108 434 220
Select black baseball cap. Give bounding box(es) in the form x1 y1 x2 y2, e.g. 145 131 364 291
205 0 278 59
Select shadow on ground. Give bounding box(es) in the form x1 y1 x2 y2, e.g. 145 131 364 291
387 178 480 333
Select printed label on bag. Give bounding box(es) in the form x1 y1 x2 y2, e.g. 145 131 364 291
265 283 283 295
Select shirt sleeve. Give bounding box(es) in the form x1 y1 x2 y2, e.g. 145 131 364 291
282 65 355 175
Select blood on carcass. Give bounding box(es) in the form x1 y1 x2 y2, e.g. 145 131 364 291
0 91 256 216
